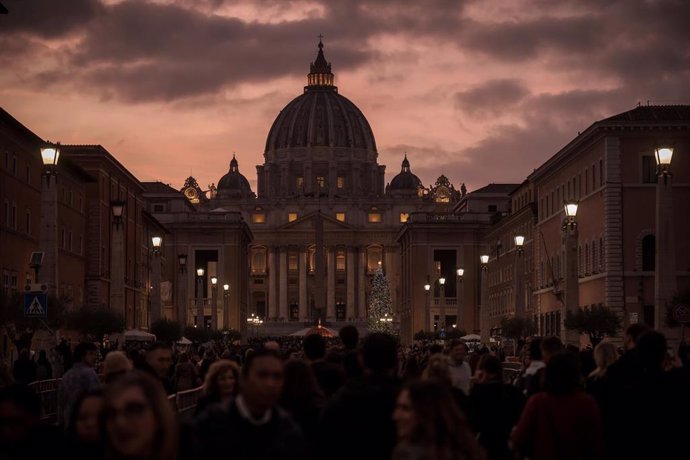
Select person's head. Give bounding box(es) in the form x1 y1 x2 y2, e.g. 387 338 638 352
74 342 98 367
339 325 359 350
69 388 105 445
528 337 543 361
303 334 326 361
240 349 284 412
636 330 667 371
475 354 503 384
429 344 443 355
203 359 240 399
103 351 133 383
177 352 189 363
422 353 452 386
544 351 582 395
593 341 618 372
102 371 178 460
263 340 280 352
0 384 41 445
393 380 483 458
281 359 324 408
145 342 173 379
361 333 397 374
540 336 564 364
448 339 468 363
624 323 649 351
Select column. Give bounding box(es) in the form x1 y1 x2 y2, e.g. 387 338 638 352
346 248 356 320
327 249 335 319
514 252 525 317
655 169 676 330
151 253 162 324
279 248 288 320
268 248 277 319
39 171 58 296
211 283 218 330
456 278 464 330
299 250 307 320
563 225 580 345
177 266 187 326
480 266 489 343
358 247 367 319
110 225 125 318
329 163 337 198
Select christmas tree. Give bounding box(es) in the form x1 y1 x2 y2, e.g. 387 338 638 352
368 266 395 333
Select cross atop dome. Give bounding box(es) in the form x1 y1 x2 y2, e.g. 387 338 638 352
307 37 336 90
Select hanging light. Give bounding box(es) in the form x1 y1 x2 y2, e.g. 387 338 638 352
564 201 579 218
514 235 525 247
480 255 489 264
151 236 162 249
456 268 464 277
424 283 431 292
196 268 204 277
439 277 446 285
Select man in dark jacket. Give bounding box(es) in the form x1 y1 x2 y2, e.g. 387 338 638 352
195 348 306 460
318 332 400 460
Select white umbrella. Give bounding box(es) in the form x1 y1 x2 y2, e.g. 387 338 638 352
124 329 157 341
176 336 192 345
461 334 481 341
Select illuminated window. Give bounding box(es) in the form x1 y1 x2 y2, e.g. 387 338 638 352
337 176 345 189
288 253 298 271
296 177 304 189
252 213 266 224
336 212 346 222
400 212 409 223
251 249 266 274
288 212 298 222
367 247 383 273
316 176 325 189
336 251 346 271
368 212 382 223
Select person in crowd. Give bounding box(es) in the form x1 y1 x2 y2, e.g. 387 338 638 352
59 341 101 428
467 355 523 460
422 353 468 413
392 379 485 460
512 351 605 460
0 384 63 459
402 353 422 382
174 352 198 392
585 341 618 404
339 325 362 380
198 347 218 383
447 340 472 394
101 371 179 460
12 349 37 385
304 333 345 398
0 359 14 389
65 388 105 460
142 342 175 395
195 359 240 415
280 359 325 447
602 323 647 391
520 336 563 397
318 332 400 460
35 350 53 381
195 348 307 459
611 330 689 460
103 350 133 384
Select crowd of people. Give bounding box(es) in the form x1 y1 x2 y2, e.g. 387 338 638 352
0 323 688 460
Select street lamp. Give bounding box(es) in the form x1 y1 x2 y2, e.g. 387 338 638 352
177 254 187 326
38 142 60 297
110 199 127 322
456 268 464 331
211 276 218 330
178 254 187 271
439 276 446 332
196 268 205 329
654 146 676 329
111 200 126 229
223 283 230 330
480 254 489 343
150 236 163 324
514 236 526 318
562 200 579 345
424 281 431 332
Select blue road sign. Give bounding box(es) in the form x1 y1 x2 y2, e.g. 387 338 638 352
24 292 48 317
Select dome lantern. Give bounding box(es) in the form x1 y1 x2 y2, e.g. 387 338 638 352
307 37 336 90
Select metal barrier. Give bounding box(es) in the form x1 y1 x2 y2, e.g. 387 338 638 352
174 386 204 415
28 378 61 424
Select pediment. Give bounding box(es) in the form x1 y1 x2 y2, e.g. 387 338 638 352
278 211 355 231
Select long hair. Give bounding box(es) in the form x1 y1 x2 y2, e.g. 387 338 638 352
421 353 452 386
589 341 618 379
405 380 485 460
202 359 240 398
102 370 179 460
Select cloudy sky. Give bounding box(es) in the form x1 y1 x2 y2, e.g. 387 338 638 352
2 0 689 191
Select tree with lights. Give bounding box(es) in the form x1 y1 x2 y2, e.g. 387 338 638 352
368 267 395 333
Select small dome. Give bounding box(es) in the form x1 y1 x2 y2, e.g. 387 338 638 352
217 155 253 198
389 155 422 194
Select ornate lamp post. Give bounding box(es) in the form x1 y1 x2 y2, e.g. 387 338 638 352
110 199 127 322
424 281 431 332
223 283 230 330
196 268 205 329
514 235 525 318
654 147 676 330
177 254 187 326
563 201 579 345
211 276 218 330
456 268 464 330
480 254 489 343
439 276 446 332
39 142 60 297
150 236 163 324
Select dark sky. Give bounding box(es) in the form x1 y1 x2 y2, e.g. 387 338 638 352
2 0 688 191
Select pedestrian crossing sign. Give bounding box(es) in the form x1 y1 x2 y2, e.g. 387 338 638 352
24 292 48 317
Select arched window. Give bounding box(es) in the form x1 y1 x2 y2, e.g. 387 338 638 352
367 246 383 273
592 240 597 273
251 248 266 274
642 235 655 271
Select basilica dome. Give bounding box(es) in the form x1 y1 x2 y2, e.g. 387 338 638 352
217 155 253 198
388 155 423 197
264 41 377 154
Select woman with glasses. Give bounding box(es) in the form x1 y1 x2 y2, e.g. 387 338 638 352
101 371 179 460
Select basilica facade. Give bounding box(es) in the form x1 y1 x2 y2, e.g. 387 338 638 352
144 41 465 337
